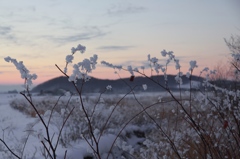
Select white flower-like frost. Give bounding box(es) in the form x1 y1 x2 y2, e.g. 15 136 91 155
106 85 112 90
4 56 37 88
142 84 147 91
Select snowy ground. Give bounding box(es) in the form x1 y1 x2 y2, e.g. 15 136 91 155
0 90 212 159
0 94 36 158
0 88 236 159
0 92 162 159
0 93 117 159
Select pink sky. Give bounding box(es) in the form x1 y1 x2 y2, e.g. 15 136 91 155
0 0 239 85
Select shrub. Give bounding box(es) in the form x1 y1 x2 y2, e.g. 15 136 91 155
1 40 240 159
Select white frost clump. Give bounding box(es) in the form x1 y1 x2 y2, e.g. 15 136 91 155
160 50 174 59
161 50 168 57
65 55 74 63
175 59 181 70
101 61 122 70
158 96 162 102
64 91 71 96
201 67 209 72
71 44 86 54
4 56 37 87
90 54 98 69
149 57 158 64
64 44 87 73
148 50 177 75
175 72 183 84
68 54 98 83
147 54 151 61
127 66 134 76
64 44 98 82
106 85 112 90
78 55 98 72
142 84 147 91
189 60 198 71
186 72 191 78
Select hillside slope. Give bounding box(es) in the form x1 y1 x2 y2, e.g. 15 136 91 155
31 75 202 94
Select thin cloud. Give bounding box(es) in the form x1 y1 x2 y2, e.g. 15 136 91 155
97 45 134 51
120 60 146 66
45 29 108 44
20 54 45 59
107 4 146 16
0 26 11 35
0 25 15 41
0 64 13 68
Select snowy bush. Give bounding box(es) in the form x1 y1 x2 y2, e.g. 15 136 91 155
1 39 240 159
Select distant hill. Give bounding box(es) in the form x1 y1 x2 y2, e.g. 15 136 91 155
31 75 203 94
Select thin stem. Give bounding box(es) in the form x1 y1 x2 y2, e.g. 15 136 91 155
54 107 75 150
41 141 54 159
106 100 183 159
55 64 101 158
0 139 21 159
47 95 64 127
97 85 138 143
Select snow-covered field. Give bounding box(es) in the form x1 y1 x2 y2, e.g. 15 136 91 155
0 90 239 159
0 92 167 159
0 93 39 158
0 93 118 159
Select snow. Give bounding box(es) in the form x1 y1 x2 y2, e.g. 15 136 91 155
178 80 201 89
0 94 37 158
0 93 151 159
0 94 85 158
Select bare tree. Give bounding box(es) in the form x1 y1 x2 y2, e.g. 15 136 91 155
224 34 240 89
209 61 231 89
224 34 240 54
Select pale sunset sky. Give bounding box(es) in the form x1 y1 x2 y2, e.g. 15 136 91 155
0 0 240 86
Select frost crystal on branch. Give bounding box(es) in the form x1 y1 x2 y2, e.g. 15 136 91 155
186 72 191 78
4 56 37 88
161 50 174 59
150 57 158 64
147 54 151 61
142 84 147 91
64 44 98 82
161 50 168 57
127 66 134 76
189 60 198 71
201 67 209 73
71 44 86 54
101 61 122 70
106 85 112 90
64 44 87 73
175 72 183 84
66 55 74 63
68 54 98 83
175 59 181 70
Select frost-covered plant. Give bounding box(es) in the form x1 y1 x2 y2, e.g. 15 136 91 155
4 57 38 88
2 38 240 159
101 45 240 158
63 44 98 83
2 57 76 158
